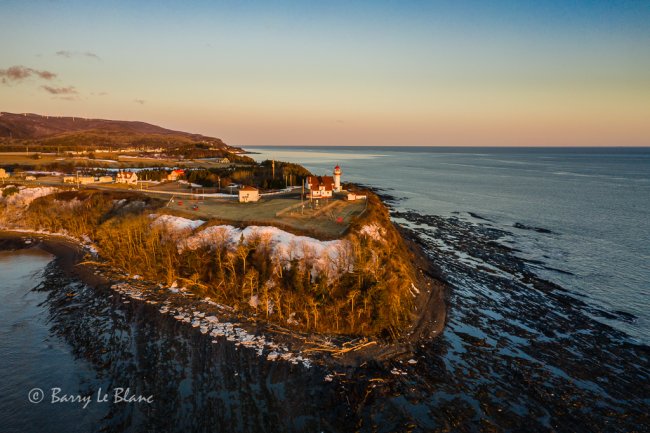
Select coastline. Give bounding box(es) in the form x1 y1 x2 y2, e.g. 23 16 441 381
0 228 448 367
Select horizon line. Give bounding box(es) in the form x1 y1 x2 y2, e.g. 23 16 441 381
242 144 650 148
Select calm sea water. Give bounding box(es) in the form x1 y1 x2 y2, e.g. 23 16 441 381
247 146 650 343
0 250 106 432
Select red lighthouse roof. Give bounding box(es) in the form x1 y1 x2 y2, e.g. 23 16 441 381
334 165 341 170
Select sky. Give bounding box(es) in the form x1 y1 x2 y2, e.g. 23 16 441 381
1 0 649 147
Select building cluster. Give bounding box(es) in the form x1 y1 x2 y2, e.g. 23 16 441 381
61 171 139 185
235 164 364 204
305 165 342 199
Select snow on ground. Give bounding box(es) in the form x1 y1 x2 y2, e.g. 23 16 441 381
360 223 385 242
1 186 58 206
180 224 352 276
25 170 66 176
178 180 203 188
260 186 302 196
151 214 205 232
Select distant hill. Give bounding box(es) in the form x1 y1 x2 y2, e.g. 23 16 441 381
0 112 238 152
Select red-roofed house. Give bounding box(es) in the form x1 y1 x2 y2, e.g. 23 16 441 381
167 169 185 181
306 175 334 199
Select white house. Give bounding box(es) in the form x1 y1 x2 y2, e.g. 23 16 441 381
0 168 9 179
238 186 260 203
116 171 138 185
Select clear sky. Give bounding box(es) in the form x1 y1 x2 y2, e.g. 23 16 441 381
1 0 649 147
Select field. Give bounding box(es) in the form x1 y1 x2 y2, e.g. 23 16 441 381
160 193 366 239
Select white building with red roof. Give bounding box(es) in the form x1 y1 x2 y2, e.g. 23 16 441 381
333 165 342 192
167 169 185 181
306 175 334 199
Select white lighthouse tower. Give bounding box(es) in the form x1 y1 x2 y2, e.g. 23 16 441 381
333 165 342 192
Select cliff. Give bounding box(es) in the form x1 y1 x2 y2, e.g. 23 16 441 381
0 184 444 341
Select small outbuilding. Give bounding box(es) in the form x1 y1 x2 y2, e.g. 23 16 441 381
0 168 9 179
238 186 260 203
347 193 367 201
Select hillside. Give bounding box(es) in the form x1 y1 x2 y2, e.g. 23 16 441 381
0 112 239 152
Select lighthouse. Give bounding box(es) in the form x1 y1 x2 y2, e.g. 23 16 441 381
333 165 342 192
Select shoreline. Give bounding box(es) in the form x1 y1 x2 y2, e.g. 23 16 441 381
0 228 447 368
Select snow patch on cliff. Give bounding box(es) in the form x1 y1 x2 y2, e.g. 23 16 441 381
151 214 205 232
360 223 385 241
181 224 352 276
1 186 58 206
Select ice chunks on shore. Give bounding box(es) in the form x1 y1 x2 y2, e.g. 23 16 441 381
107 278 314 368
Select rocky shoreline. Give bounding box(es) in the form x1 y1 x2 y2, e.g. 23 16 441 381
4 194 648 431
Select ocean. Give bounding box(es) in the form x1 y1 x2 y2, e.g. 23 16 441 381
2 146 648 432
246 146 650 344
